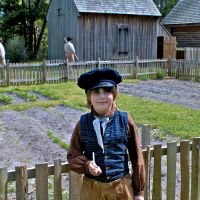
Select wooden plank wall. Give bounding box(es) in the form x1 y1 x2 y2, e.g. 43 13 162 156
76 14 159 61
171 26 200 48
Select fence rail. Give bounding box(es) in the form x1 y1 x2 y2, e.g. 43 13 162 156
0 137 199 200
0 58 200 86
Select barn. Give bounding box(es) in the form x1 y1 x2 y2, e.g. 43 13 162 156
162 0 200 60
47 0 171 61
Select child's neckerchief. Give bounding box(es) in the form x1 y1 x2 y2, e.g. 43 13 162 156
93 116 110 153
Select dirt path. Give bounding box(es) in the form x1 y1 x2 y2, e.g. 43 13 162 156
1 79 200 170
118 79 200 110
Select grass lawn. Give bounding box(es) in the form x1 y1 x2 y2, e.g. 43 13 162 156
0 81 199 139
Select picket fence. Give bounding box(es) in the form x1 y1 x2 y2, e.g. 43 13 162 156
0 58 200 86
0 137 199 200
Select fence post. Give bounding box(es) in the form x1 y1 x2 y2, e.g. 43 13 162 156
180 140 190 200
141 124 150 149
54 159 62 200
98 57 101 69
167 57 176 77
191 137 200 200
131 59 137 79
15 166 28 200
135 56 139 79
0 167 7 200
5 62 10 86
69 171 83 200
65 61 69 82
35 163 48 200
166 142 177 200
152 144 162 200
143 145 151 200
42 60 47 83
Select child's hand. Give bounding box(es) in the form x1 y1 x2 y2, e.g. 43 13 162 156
134 195 144 200
88 161 102 176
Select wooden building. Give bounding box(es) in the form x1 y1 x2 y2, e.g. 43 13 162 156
162 0 200 60
47 0 172 61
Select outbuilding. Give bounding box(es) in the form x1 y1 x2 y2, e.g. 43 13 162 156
47 0 172 60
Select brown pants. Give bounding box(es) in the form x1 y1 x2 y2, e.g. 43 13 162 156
80 174 134 200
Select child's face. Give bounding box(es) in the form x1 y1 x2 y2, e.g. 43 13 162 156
90 87 114 116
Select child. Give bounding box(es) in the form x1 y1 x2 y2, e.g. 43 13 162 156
67 68 145 200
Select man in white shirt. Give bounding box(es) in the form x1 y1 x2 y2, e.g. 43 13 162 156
64 37 77 62
0 37 6 65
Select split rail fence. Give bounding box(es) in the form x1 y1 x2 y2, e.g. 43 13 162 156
0 137 200 200
0 58 200 86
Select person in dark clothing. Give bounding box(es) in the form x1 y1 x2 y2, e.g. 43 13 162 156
67 68 145 200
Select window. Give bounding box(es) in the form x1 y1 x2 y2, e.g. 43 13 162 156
118 24 128 56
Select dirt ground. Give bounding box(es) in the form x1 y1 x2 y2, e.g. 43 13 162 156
0 79 199 199
1 79 199 170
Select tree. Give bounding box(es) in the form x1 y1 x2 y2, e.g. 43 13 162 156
153 0 180 18
162 0 179 18
0 0 51 60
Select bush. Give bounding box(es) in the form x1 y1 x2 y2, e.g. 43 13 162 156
5 36 29 62
156 68 165 79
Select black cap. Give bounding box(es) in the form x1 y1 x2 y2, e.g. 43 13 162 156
77 68 122 92
67 37 72 41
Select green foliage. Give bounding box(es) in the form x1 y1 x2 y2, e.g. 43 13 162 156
32 87 59 100
48 131 70 150
162 0 179 18
0 0 50 60
6 36 29 62
156 68 165 79
11 88 38 101
0 93 13 104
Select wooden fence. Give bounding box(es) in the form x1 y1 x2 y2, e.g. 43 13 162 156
0 58 200 86
0 137 199 200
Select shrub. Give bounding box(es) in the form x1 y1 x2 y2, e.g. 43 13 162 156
156 68 165 79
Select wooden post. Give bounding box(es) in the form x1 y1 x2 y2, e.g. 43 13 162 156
65 61 69 82
152 144 162 200
191 137 200 200
35 163 48 200
98 57 101 69
135 56 139 79
143 145 151 200
167 57 176 77
180 140 190 200
15 166 28 200
5 62 10 86
69 171 83 200
42 60 47 83
54 159 62 200
0 168 7 200
141 124 150 149
166 142 177 200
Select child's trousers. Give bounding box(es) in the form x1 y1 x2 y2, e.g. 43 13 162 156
80 174 134 200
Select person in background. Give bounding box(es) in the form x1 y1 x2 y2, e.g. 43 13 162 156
67 68 145 200
0 37 6 65
64 36 78 62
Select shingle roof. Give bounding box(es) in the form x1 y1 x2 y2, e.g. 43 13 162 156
74 0 161 16
162 0 200 25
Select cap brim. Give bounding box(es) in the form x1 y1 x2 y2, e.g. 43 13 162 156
90 81 116 90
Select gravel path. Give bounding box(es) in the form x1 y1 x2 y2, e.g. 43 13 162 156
118 79 200 110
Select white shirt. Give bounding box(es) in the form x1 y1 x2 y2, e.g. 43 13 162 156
0 42 5 57
64 41 75 54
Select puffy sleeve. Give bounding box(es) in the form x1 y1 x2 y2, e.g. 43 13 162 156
127 115 146 196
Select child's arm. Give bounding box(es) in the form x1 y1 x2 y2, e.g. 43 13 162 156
127 115 146 197
67 121 90 174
